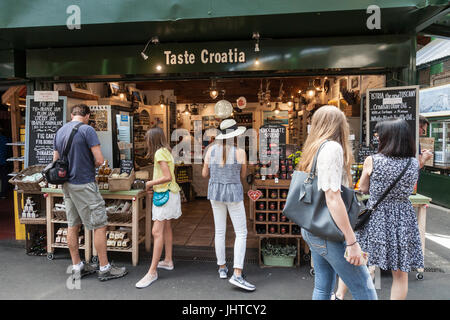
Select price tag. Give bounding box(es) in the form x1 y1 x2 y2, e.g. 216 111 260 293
262 176 266 181
275 178 279 184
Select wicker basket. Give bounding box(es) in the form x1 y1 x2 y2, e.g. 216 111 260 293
9 165 46 192
108 169 135 192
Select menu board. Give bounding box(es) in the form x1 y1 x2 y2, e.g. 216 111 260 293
25 96 67 167
259 124 287 160
366 86 419 149
120 159 134 175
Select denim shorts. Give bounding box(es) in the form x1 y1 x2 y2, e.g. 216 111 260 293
62 182 108 230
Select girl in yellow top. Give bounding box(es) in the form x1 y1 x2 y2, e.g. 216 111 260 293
136 127 182 289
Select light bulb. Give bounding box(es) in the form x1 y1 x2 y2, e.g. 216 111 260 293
288 101 293 107
160 103 164 108
210 90 218 99
307 90 315 97
274 109 280 115
255 58 260 65
141 52 148 60
156 65 162 71
119 93 125 100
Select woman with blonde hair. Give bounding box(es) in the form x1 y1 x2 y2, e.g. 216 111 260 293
135 126 182 288
297 105 377 300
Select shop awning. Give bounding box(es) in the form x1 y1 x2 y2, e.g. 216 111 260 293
0 0 448 51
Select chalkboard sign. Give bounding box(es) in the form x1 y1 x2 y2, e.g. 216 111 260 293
259 124 287 160
120 159 134 175
366 86 419 151
357 145 377 163
25 95 67 167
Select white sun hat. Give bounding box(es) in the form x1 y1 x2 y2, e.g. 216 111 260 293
215 119 247 140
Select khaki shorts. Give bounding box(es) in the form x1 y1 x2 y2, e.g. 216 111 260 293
62 182 108 230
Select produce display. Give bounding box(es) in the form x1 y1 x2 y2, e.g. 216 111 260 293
96 160 112 190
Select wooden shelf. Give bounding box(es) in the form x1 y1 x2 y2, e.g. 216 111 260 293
58 90 99 101
20 217 46 225
52 243 86 250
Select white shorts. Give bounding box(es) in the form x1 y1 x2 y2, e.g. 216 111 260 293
152 191 182 221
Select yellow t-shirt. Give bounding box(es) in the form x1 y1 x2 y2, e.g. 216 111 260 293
153 148 180 193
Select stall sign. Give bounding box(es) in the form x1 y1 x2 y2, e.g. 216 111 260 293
366 86 419 152
25 95 67 167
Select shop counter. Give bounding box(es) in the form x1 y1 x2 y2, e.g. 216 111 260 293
42 188 151 266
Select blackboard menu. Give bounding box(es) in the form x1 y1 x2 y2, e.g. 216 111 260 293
120 159 134 175
357 145 377 163
366 86 419 148
259 124 287 161
25 96 67 167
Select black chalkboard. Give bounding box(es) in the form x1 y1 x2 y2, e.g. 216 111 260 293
366 86 419 150
357 145 377 163
25 96 67 167
120 159 134 175
259 124 287 160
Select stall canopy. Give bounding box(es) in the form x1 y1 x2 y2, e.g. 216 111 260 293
0 0 448 79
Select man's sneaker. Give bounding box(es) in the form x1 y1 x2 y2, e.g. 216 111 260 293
157 260 174 271
135 272 158 289
229 274 256 291
98 264 128 281
71 262 98 280
218 266 228 279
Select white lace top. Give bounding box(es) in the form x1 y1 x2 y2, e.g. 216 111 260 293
316 141 349 192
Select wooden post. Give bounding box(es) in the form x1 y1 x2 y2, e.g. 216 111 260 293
145 193 152 252
132 196 139 266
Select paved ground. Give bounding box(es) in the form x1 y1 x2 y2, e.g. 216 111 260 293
0 204 449 300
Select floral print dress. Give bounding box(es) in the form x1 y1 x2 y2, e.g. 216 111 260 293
356 153 424 272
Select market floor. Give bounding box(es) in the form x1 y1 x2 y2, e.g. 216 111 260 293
175 198 259 249
0 203 449 300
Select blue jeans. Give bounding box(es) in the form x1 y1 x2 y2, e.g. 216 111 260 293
302 229 378 300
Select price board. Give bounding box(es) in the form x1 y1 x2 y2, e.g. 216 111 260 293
366 86 419 152
25 95 67 167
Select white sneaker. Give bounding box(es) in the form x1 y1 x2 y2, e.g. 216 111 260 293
157 261 174 271
135 272 158 289
229 274 256 291
218 266 228 279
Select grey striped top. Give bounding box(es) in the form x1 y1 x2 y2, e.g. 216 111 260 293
207 144 243 202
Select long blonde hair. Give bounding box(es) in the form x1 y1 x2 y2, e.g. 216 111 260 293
297 105 353 185
145 126 171 160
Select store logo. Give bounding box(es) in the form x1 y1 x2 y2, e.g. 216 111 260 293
66 5 81 30
366 5 381 30
164 49 246 65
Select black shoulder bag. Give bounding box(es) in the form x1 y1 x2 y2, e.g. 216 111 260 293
43 123 84 185
354 157 412 230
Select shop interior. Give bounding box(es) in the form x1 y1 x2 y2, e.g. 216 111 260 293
40 74 384 250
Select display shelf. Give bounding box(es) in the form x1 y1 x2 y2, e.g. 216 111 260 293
52 243 86 250
44 188 151 266
6 142 25 146
251 179 302 267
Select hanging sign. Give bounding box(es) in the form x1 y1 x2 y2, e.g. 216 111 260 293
25 95 67 167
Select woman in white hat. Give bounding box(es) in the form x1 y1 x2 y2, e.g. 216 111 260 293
202 119 256 291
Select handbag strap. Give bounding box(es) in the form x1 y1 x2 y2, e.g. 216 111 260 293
62 122 84 160
306 140 330 183
370 157 412 211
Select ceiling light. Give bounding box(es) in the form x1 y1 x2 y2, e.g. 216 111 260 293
159 94 165 108
209 79 219 99
254 58 260 66
273 102 281 115
183 104 190 115
306 80 316 97
156 65 162 71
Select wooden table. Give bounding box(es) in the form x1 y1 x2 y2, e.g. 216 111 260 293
42 188 151 266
